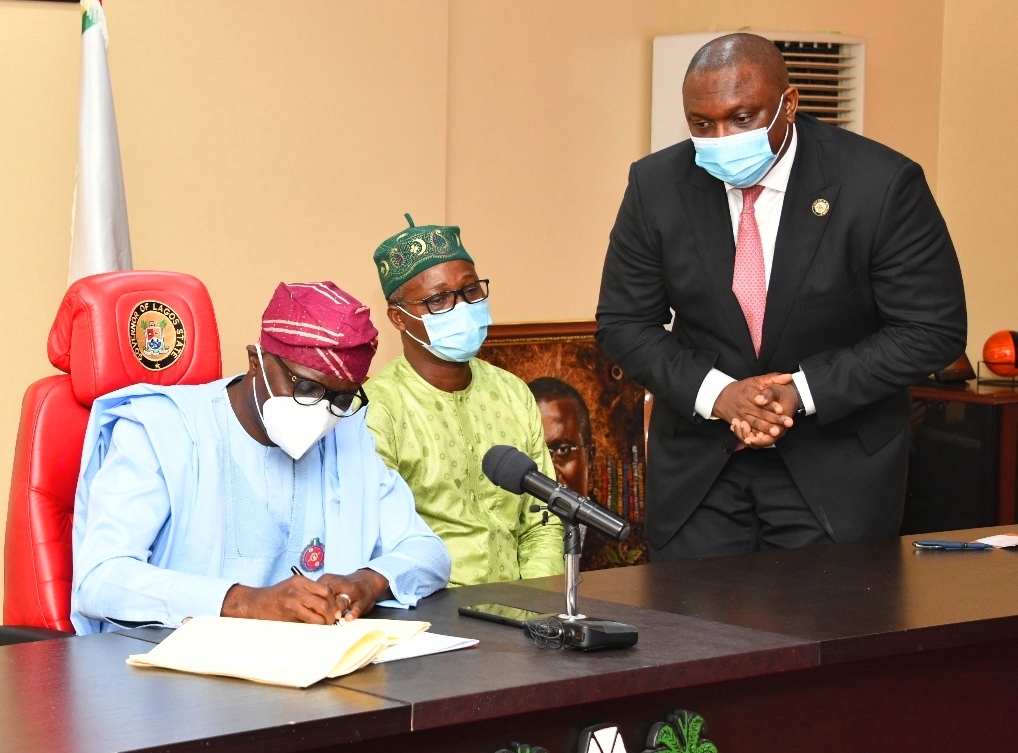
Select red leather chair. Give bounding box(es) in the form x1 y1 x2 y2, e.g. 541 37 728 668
3 271 222 638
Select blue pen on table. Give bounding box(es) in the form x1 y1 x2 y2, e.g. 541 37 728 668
913 540 993 550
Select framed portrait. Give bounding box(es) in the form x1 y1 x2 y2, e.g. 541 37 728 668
477 321 650 570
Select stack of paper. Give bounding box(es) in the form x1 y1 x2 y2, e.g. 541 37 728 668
127 616 429 688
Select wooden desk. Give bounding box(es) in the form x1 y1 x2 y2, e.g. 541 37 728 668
5 528 1018 752
907 382 1018 531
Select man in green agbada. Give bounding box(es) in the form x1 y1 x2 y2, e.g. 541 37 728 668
365 214 564 587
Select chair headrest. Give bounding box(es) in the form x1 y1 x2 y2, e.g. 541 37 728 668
47 271 223 407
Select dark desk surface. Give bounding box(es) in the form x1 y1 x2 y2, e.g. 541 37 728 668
332 585 811 730
525 524 1018 663
6 526 1018 752
0 632 407 752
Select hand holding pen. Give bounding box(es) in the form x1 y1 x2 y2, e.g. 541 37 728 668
219 569 341 624
291 565 348 622
291 565 392 621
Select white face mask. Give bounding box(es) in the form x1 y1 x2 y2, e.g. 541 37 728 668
253 345 340 460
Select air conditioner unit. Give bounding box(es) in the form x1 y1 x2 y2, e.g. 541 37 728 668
650 32 866 154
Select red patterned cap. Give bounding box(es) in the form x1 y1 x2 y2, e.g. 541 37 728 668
259 282 378 383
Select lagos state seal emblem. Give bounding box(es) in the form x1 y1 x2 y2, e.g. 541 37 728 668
129 300 186 370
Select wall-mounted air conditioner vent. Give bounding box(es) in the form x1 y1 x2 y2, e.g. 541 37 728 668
650 32 865 154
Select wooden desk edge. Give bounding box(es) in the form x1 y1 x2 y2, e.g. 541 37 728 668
128 703 414 753
347 642 820 732
813 614 1018 665
910 383 1018 404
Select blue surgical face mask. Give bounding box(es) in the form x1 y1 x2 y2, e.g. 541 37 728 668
399 299 492 362
690 95 788 188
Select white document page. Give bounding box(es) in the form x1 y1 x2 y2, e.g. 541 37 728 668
373 632 478 663
973 533 1018 548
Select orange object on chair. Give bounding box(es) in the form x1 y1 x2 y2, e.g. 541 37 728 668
3 272 222 633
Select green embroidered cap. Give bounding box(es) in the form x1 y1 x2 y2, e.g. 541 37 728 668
373 213 474 300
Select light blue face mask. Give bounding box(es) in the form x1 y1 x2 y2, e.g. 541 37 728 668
399 299 493 362
690 95 788 188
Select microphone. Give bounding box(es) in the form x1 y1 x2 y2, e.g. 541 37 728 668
482 445 630 542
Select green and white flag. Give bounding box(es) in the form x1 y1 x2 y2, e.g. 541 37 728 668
68 0 132 285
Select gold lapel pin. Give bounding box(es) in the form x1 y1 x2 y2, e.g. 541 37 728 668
812 198 830 217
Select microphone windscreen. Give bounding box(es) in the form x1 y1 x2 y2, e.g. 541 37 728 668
482 445 537 494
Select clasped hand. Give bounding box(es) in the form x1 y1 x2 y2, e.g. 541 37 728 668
712 373 799 448
221 568 392 624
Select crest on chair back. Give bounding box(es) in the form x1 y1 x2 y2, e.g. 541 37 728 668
129 300 186 371
47 271 222 406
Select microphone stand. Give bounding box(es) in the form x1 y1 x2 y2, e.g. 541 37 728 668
538 487 589 621
526 482 638 651
562 521 586 621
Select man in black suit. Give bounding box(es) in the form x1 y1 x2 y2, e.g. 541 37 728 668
596 33 966 559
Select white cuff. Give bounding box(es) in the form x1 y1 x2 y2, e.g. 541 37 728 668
695 368 736 420
792 370 816 416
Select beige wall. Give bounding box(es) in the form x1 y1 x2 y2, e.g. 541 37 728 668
447 1 946 325
938 0 1017 364
0 0 968 610
0 0 450 608
0 0 80 611
113 0 450 373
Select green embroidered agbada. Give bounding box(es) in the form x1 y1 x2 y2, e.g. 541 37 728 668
365 356 564 586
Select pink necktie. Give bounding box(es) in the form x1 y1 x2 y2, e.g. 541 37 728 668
732 185 766 356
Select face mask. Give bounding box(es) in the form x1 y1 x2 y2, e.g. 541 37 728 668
691 95 788 188
399 299 492 363
253 345 340 460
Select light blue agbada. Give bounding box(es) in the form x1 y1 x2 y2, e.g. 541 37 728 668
71 377 451 635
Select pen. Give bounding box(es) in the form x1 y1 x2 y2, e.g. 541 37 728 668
913 540 993 550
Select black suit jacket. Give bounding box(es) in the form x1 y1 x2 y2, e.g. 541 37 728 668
596 114 967 549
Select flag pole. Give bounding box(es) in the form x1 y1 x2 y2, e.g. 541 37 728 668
68 0 133 286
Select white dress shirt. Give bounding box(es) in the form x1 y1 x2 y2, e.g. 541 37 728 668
693 125 818 420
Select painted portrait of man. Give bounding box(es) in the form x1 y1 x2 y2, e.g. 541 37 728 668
478 324 649 570
528 377 596 497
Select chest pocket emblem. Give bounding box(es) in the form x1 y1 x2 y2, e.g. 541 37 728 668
300 537 325 572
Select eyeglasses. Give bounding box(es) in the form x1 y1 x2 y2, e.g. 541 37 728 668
548 443 592 462
274 356 369 417
400 280 490 315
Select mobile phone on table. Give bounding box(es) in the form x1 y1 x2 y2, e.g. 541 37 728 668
458 603 558 629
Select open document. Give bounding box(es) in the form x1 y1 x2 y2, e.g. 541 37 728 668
127 616 430 688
